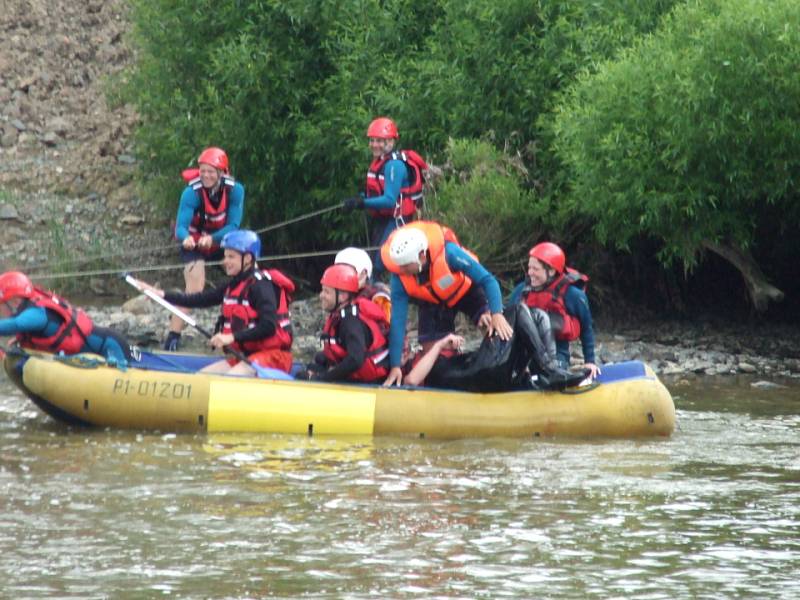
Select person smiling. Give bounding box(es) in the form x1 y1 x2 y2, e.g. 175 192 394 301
131 230 293 376
508 242 600 379
166 146 245 351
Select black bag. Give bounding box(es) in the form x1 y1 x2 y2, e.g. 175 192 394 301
426 305 532 392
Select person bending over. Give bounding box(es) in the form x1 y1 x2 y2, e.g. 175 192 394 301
0 271 132 367
380 220 513 386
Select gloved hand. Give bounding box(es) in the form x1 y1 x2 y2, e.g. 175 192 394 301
342 195 365 212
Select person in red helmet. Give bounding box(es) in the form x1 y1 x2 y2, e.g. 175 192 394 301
299 263 390 383
341 117 429 276
508 242 600 380
166 146 245 351
0 271 132 366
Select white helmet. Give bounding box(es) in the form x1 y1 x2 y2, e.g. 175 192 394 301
389 227 428 266
335 247 373 280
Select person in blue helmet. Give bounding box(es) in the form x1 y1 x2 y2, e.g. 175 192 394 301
131 230 295 376
0 271 132 367
341 117 428 277
165 146 245 351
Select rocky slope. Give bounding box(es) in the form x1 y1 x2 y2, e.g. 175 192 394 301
0 0 168 286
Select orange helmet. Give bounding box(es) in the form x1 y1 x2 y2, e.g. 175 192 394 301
0 271 34 302
197 147 229 172
529 242 566 274
320 264 359 293
366 117 398 139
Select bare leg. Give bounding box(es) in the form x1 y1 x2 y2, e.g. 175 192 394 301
169 259 205 334
227 361 255 376
198 358 232 374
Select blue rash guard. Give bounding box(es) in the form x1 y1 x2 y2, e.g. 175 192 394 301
0 306 130 366
508 281 596 367
388 243 504 367
174 180 245 245
364 159 408 275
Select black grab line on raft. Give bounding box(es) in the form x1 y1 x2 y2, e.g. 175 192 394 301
308 423 313 437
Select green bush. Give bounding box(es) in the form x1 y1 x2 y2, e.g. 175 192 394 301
123 0 680 265
551 0 800 268
425 138 545 278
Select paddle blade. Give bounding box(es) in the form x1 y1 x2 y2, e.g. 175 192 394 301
251 363 295 381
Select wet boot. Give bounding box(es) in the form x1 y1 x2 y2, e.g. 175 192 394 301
518 306 585 390
163 331 181 352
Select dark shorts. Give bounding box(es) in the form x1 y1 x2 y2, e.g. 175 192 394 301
417 285 489 343
180 247 224 264
369 214 416 277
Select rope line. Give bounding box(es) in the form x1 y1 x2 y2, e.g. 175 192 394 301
29 245 379 282
26 203 343 274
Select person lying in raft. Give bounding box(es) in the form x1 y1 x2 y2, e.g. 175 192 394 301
508 242 600 380
296 263 390 383
401 303 585 392
131 230 295 376
0 271 132 367
334 246 391 322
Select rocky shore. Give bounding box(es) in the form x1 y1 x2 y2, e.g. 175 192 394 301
84 294 800 383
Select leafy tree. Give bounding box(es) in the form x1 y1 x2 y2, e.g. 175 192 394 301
424 138 545 279
122 0 680 277
552 0 800 310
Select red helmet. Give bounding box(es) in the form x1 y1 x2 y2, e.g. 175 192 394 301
197 147 229 172
320 264 359 293
0 271 34 302
529 242 566 273
366 117 398 139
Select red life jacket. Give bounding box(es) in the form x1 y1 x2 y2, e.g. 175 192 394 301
179 173 236 255
365 149 428 219
17 287 94 354
524 268 589 342
321 296 390 382
221 269 295 354
381 221 476 307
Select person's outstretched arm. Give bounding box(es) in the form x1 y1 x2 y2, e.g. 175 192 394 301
404 334 464 387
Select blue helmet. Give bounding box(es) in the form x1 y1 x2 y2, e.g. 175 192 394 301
221 230 261 259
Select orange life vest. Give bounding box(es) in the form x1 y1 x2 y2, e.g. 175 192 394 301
381 221 476 307
17 288 94 354
365 149 428 219
524 269 589 342
321 296 390 382
221 269 294 354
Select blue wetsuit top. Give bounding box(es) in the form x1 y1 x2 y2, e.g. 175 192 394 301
388 243 503 367
0 306 129 365
174 180 245 245
508 281 596 367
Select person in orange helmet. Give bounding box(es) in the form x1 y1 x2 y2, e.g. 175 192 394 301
508 242 600 380
299 263 390 383
166 146 245 351
0 271 132 366
341 117 428 276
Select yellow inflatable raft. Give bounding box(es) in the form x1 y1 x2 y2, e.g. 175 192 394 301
3 350 675 439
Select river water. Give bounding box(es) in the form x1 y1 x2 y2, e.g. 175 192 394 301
1 372 798 599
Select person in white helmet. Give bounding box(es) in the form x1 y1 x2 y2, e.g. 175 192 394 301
379 221 513 386
335 247 392 322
